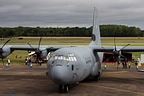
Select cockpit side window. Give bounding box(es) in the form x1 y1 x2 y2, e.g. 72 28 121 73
68 53 77 61
54 56 58 60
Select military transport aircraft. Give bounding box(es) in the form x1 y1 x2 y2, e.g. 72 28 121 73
1 8 144 93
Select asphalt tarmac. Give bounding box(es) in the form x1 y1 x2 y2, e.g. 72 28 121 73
0 64 144 96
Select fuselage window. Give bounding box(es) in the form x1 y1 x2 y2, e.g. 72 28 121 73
54 56 58 60
63 56 67 61
68 53 77 61
58 56 61 60
49 53 77 62
73 57 77 61
68 57 72 61
71 57 74 61
65 56 68 61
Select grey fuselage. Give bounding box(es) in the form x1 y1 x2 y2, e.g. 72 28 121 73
48 46 103 85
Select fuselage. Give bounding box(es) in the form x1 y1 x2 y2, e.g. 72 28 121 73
47 46 103 85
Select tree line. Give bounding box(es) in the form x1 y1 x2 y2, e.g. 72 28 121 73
0 25 143 37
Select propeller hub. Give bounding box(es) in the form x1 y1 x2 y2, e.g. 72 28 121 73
35 50 42 54
113 50 120 56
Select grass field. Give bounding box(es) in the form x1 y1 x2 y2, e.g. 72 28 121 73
1 36 144 64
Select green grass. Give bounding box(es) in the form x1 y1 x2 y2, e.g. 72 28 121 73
1 37 144 64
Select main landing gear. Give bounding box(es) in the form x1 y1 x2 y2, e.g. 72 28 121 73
94 71 101 81
59 85 69 93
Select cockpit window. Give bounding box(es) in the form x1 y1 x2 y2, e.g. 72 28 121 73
49 53 77 62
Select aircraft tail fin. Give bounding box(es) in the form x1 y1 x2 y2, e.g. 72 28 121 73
89 7 101 46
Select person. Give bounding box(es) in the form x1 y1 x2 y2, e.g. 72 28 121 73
7 58 11 66
5 63 8 68
135 59 138 70
15 55 18 58
122 62 125 69
38 60 42 66
137 58 141 67
124 58 127 69
128 62 131 69
29 58 32 69
117 61 120 69
25 57 29 65
104 63 106 70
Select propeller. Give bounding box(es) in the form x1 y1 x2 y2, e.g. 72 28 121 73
38 37 42 50
28 42 34 49
112 37 130 61
0 39 10 67
112 32 130 60
102 37 130 63
35 37 42 55
28 37 44 62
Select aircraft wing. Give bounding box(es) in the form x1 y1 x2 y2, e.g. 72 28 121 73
10 45 71 52
10 45 144 52
119 46 144 52
92 46 144 52
10 45 38 51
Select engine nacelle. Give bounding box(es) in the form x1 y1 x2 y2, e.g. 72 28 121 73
41 49 48 60
0 45 11 59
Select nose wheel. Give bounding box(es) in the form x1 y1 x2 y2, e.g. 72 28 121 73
59 85 69 93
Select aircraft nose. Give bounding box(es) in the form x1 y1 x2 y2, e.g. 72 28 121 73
49 66 69 85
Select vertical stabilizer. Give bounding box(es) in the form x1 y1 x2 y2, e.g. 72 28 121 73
89 7 101 46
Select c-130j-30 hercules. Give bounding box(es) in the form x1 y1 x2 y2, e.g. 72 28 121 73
1 7 144 93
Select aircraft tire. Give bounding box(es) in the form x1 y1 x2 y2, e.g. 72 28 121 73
94 71 101 81
98 71 101 80
58 85 63 93
59 85 69 93
64 85 69 93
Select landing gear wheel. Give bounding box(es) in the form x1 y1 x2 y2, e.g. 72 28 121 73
94 71 101 81
64 85 69 93
59 85 63 92
59 85 69 93
98 72 101 80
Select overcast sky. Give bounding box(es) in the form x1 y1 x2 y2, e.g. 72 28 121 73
0 0 144 29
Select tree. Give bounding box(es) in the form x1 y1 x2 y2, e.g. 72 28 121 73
0 25 143 37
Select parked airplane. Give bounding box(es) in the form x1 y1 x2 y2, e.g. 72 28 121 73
1 8 144 93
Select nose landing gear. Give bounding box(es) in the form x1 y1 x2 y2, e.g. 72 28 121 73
59 85 69 93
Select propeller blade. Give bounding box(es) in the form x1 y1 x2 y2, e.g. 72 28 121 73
27 37 43 63
28 42 34 49
102 46 112 52
1 39 10 49
114 37 117 51
38 37 42 49
120 43 130 51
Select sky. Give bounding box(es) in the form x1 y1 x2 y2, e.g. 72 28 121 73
0 0 144 29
